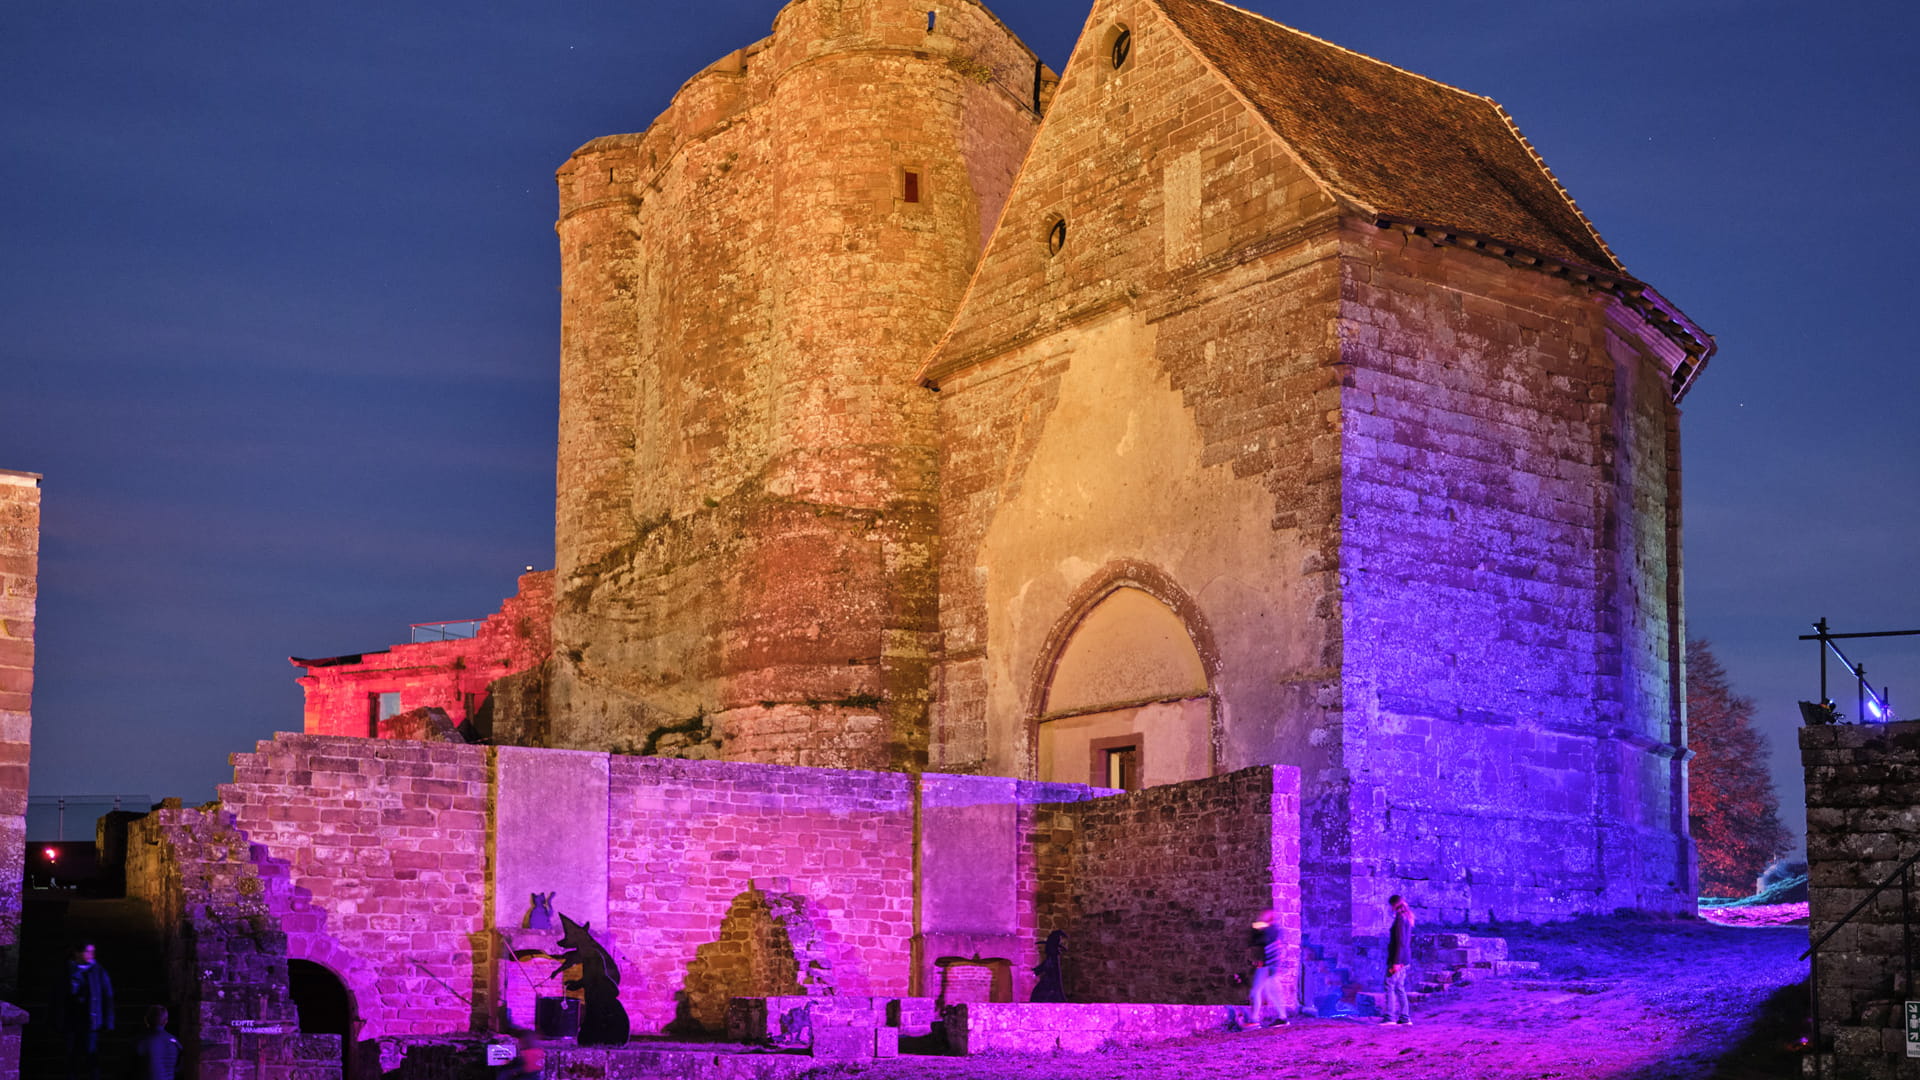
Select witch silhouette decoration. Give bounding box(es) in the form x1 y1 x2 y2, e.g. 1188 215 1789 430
555 913 631 1046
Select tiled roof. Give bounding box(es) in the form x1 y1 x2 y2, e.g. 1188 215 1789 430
1156 0 1623 276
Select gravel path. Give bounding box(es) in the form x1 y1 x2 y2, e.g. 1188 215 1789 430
800 918 1810 1080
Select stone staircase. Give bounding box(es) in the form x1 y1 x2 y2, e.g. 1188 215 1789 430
1352 932 1540 1016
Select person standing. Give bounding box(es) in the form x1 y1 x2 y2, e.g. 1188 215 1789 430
130 1006 179 1080
1247 909 1287 1028
59 941 115 1080
1380 894 1415 1026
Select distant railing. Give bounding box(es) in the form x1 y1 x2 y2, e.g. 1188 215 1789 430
1803 846 1919 1079
410 619 484 643
26 794 152 841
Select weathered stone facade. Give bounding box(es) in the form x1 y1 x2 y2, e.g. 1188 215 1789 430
1801 719 1920 1079
0 469 38 1078
921 0 1704 938
549 0 1055 771
288 0 1712 1026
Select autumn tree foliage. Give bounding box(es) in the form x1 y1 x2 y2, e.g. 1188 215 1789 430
1686 639 1794 897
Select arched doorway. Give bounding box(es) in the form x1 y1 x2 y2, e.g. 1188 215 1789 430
289 959 354 1076
1034 584 1213 791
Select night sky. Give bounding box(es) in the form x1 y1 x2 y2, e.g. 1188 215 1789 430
4 0 1915 850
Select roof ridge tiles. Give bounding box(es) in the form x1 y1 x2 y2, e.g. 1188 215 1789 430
1168 0 1498 106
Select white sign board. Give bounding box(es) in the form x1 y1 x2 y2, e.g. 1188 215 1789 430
1906 1001 1920 1058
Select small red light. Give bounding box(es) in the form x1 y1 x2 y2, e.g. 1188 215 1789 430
42 847 57 861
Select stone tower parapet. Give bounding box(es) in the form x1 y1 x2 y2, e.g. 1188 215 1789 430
551 0 1053 767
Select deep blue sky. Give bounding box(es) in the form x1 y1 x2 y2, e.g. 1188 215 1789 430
3 1 1915 849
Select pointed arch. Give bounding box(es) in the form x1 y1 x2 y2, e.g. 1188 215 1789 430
1024 560 1221 789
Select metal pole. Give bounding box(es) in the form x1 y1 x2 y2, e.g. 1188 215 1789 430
57 797 65 842
1817 618 1829 703
1859 664 1867 724
1811 946 1823 1080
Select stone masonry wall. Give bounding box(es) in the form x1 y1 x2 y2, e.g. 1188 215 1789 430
1031 766 1301 1007
124 804 340 1080
220 735 494 1038
549 0 1050 770
297 570 551 740
605 756 918 1032
1335 222 1693 932
1802 718 1920 1080
0 470 37 999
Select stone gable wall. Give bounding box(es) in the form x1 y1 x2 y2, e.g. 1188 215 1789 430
0 470 36 998
1802 719 1920 1080
1334 223 1692 931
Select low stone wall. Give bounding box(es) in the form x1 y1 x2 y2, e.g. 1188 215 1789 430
1032 766 1302 1008
1801 718 1920 1080
946 1002 1233 1054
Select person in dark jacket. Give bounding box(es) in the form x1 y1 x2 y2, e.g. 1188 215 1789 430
60 941 115 1080
1246 910 1287 1027
1380 894 1416 1026
130 1006 179 1080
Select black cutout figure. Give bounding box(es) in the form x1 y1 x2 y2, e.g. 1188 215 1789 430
555 913 630 1046
1031 930 1066 1002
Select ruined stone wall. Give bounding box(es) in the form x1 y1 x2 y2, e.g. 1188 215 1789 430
0 471 37 999
1802 718 1920 1080
297 570 551 740
1334 223 1692 932
124 804 341 1080
550 0 1050 770
1030 766 1301 1007
605 756 919 1032
219 735 493 1038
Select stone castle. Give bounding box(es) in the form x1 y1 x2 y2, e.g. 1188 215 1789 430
516 0 1708 927
203 0 1712 1065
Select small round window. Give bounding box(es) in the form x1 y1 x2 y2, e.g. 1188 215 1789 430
1110 27 1132 69
1046 218 1067 256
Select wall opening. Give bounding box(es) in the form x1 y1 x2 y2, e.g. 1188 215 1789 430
904 170 921 204
289 959 353 1076
1036 586 1211 790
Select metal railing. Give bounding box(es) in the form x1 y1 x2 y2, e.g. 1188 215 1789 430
26 793 153 841
1802 846 1919 1079
409 619 484 643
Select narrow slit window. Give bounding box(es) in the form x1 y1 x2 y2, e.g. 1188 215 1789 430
1047 217 1067 256
904 170 921 203
927 10 937 31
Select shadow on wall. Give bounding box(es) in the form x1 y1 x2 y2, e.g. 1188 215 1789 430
674 887 834 1032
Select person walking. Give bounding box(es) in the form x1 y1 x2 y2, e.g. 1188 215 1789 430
130 1006 180 1080
1246 909 1287 1028
1380 894 1415 1026
1030 930 1067 1002
58 941 115 1080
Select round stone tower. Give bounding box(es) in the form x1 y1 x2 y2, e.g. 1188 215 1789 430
551 0 1053 768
